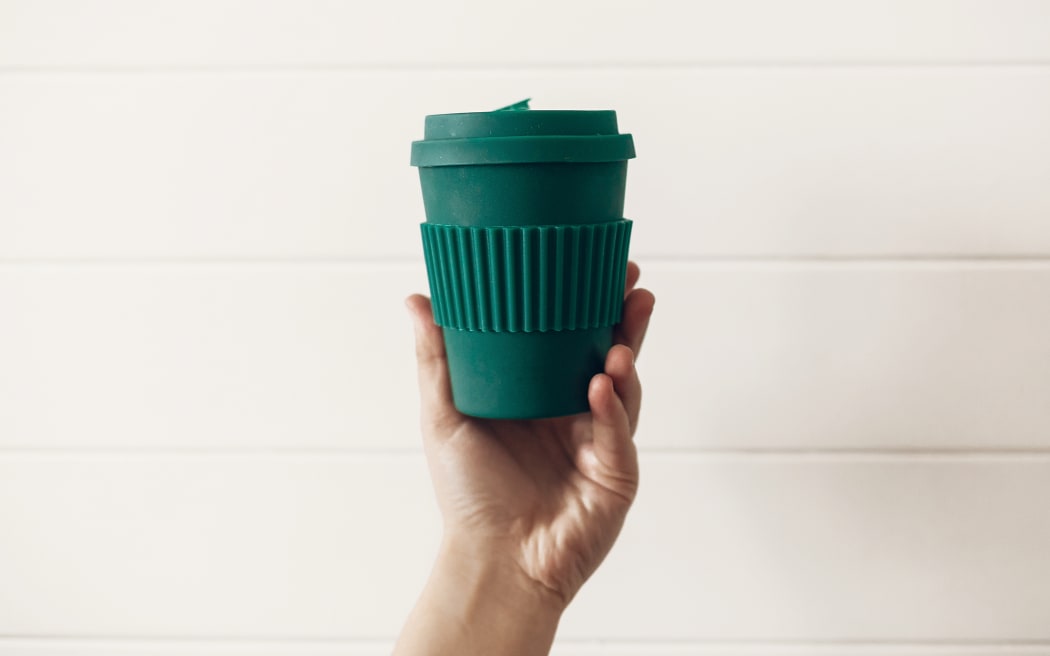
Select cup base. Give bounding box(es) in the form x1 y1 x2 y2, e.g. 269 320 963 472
442 326 612 420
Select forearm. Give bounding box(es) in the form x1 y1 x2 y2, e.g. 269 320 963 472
393 536 565 656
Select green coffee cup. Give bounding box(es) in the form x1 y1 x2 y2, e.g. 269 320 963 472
411 100 635 419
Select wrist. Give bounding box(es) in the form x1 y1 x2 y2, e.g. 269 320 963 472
394 533 565 656
438 532 568 618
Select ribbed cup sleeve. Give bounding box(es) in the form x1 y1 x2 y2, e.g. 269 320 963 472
421 220 633 333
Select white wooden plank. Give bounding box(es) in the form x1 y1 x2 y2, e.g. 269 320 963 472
1 640 1048 656
2 262 1050 450
2 68 1049 259
0 454 438 637
2 0 1049 68
0 263 427 450
640 262 1050 451
1 454 1048 639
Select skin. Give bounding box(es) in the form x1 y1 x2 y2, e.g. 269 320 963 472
394 262 655 656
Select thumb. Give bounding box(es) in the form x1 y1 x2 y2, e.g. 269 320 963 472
405 294 461 435
587 372 639 500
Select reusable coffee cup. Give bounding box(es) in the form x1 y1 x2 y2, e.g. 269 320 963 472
410 100 635 419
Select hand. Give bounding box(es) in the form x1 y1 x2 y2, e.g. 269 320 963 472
394 261 654 656
407 259 655 602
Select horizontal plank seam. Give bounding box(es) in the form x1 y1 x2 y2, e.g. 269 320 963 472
3 61 1050 74
4 256 1050 268
2 635 1050 646
2 448 1050 460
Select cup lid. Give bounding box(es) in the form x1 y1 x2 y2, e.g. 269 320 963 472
411 99 635 167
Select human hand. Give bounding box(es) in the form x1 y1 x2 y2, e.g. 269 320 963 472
395 261 654 655
406 260 654 596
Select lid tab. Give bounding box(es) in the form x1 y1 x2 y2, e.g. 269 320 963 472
411 102 635 167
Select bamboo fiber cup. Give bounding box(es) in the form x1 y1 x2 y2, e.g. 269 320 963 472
411 101 635 418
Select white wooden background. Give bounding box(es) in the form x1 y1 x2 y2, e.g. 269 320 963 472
2 1 1050 654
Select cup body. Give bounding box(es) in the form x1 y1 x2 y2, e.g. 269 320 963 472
411 108 635 419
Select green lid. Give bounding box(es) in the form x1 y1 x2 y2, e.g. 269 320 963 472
411 100 635 167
